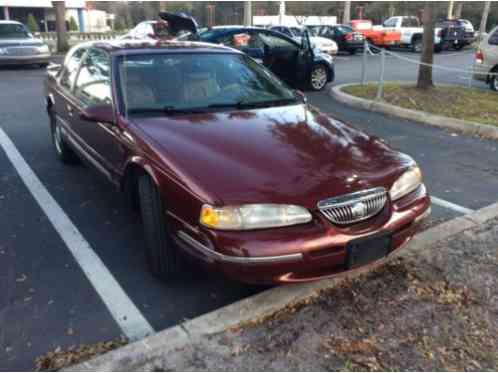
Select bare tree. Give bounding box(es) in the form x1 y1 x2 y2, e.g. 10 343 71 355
454 2 463 19
343 1 351 24
417 2 434 89
479 1 491 35
52 1 68 53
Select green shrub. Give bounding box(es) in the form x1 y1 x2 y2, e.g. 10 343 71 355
26 14 39 32
68 16 79 32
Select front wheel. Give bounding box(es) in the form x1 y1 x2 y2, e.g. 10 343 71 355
309 64 328 91
138 174 179 280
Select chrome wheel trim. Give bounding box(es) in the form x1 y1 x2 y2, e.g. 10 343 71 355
311 66 327 90
54 122 63 154
492 75 498 91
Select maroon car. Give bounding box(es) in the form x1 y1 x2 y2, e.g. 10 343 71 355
45 40 430 284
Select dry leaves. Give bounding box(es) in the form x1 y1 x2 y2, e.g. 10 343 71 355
35 337 127 371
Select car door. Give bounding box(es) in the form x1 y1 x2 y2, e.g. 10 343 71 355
256 30 306 84
71 47 123 180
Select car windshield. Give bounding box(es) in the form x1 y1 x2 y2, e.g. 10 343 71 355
0 23 30 39
337 25 353 33
118 52 298 117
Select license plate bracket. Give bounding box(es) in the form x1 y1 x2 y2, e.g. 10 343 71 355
346 233 392 269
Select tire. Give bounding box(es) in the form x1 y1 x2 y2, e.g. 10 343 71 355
348 48 356 55
454 43 464 51
308 64 328 91
49 112 79 164
411 37 422 53
138 174 179 280
434 44 443 53
367 40 381 54
39 63 49 68
490 69 498 92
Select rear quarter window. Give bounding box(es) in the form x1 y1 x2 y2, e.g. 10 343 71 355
489 29 498 45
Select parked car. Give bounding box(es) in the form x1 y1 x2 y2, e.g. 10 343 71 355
435 19 467 50
45 40 431 284
381 16 443 53
121 20 173 40
457 19 477 45
268 25 338 56
474 26 498 91
348 19 400 53
0 20 51 67
317 24 365 55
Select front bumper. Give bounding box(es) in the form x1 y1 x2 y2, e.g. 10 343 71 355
175 185 431 284
0 53 51 66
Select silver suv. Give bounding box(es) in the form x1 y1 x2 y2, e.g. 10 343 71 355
0 20 51 67
474 26 498 91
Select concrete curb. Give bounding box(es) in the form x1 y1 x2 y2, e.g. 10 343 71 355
68 201 498 371
330 83 498 141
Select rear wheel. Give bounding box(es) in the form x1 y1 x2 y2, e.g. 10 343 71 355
309 64 328 91
50 112 79 164
138 174 179 280
348 48 357 55
412 37 423 53
454 43 464 51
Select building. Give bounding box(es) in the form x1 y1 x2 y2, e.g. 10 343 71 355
0 0 112 32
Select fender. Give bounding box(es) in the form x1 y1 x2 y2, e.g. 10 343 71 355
122 155 161 190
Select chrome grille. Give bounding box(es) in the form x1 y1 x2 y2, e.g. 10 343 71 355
6 47 40 56
317 187 387 225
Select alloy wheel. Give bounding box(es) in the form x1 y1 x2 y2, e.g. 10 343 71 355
310 66 328 91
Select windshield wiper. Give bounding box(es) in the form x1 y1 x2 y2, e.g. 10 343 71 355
208 98 298 110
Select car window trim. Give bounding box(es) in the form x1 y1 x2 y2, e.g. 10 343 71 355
73 47 114 109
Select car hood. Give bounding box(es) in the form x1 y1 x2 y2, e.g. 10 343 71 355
0 37 45 47
130 104 413 208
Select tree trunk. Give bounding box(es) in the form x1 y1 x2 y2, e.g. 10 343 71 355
479 1 491 35
447 1 454 19
52 1 68 53
417 2 434 90
342 1 351 24
454 2 463 19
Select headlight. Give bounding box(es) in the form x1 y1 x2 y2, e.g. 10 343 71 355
37 44 50 54
200 204 312 230
389 166 422 201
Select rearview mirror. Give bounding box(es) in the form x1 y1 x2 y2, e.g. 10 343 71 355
80 103 114 124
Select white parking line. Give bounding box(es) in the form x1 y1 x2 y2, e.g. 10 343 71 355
0 127 154 341
431 196 475 215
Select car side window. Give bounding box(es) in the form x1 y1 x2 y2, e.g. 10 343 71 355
60 47 87 91
73 48 112 107
258 32 297 50
489 29 498 45
402 18 419 27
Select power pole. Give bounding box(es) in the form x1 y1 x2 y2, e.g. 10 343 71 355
479 1 491 35
52 1 69 53
279 1 285 25
243 1 252 26
343 1 351 24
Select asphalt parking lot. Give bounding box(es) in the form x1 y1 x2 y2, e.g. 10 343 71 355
1 49 497 370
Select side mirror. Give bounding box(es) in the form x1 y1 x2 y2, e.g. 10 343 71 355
294 90 307 104
80 103 115 124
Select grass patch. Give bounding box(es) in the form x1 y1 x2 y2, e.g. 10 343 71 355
343 84 498 127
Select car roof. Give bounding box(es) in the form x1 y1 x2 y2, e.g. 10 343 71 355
0 20 23 25
79 39 241 54
201 26 300 45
